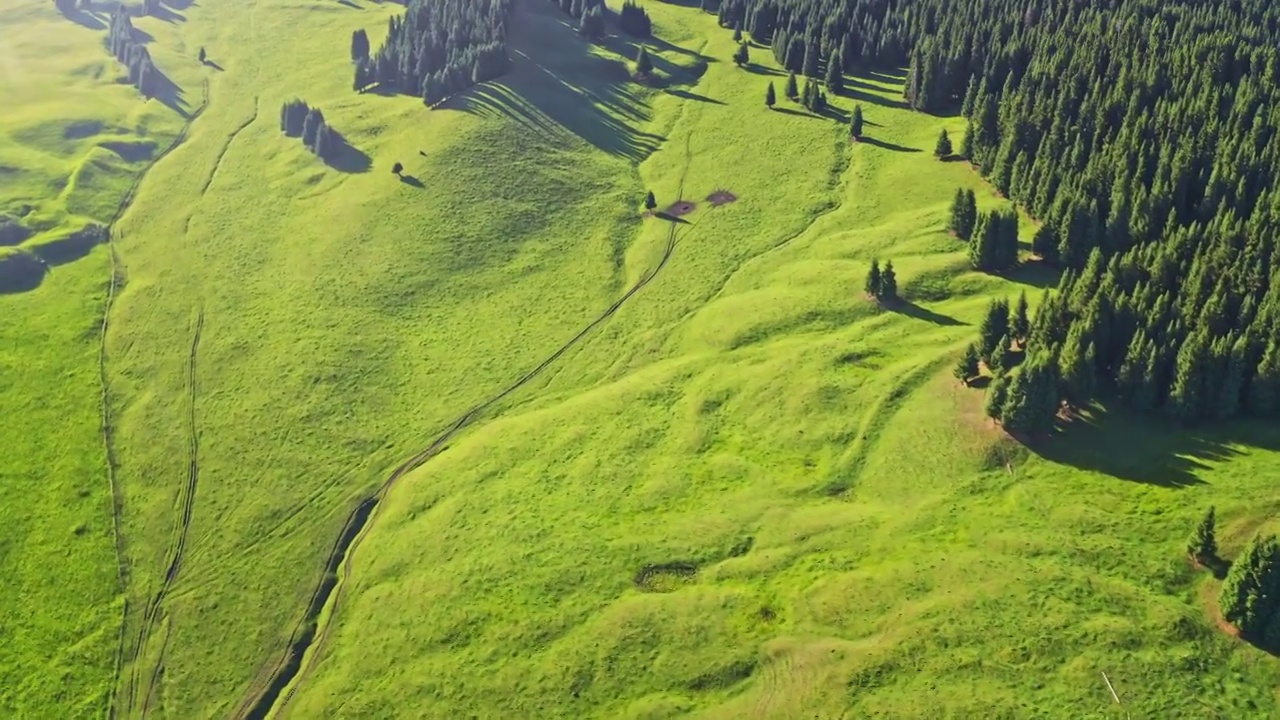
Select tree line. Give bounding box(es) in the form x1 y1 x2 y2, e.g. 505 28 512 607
714 0 1280 426
351 0 512 106
280 100 343 164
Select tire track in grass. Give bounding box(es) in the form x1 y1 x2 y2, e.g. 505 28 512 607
123 308 204 718
102 79 209 720
238 145 713 720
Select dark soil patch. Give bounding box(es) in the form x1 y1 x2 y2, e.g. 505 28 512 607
665 200 696 217
634 562 698 593
707 189 737 206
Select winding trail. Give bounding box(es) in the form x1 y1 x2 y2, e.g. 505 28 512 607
125 308 204 717
102 79 210 720
238 134 708 720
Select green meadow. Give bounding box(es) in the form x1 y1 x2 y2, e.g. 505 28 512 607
3 0 1280 717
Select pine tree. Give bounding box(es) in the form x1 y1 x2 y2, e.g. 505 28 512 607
1011 291 1030 347
934 129 952 159
1248 341 1280 417
985 371 1010 421
765 82 776 109
1220 534 1280 638
864 259 882 298
959 121 974 160
635 46 654 78
392 161 404 175
1001 354 1060 435
785 72 798 100
879 261 898 301
351 30 370 63
825 52 843 93
978 298 1010 364
734 42 750 67
990 333 1013 376
644 191 657 211
1187 507 1217 564
1168 329 1209 423
732 23 743 43
198 47 207 64
955 344 980 386
1032 223 1058 262
949 188 968 238
850 105 864 139
1058 324 1096 410
802 40 820 77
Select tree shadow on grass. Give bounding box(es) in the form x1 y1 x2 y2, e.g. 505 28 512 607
398 174 424 188
164 0 196 10
0 252 46 294
599 33 709 89
59 5 106 29
654 212 690 224
337 0 363 8
445 5 665 162
325 132 372 173
1024 406 1280 488
147 3 186 22
1005 259 1060 289
889 299 965 326
860 135 920 153
743 63 784 76
149 65 191 118
665 87 725 105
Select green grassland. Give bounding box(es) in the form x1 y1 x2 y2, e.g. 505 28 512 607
4 0 1280 716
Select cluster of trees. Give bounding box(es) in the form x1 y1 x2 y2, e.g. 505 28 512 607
351 0 511 105
549 0 606 41
108 6 159 97
1220 530 1280 646
967 208 1019 273
280 100 341 163
863 259 897 303
618 0 652 37
719 0 1280 427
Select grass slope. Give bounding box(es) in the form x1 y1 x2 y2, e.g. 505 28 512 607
5 0 1280 716
0 0 186 713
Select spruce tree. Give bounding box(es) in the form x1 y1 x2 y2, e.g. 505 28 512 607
1187 506 1217 564
1168 330 1209 423
978 298 1010 364
864 259 882 298
949 189 969 238
934 129 952 158
1001 354 1060 435
825 52 843 93
785 72 798 100
635 46 654 78
990 333 1013 376
959 121 974 159
1032 223 1058 262
879 261 898 301
351 30 370 63
1011 291 1030 346
765 82 776 109
850 104 864 139
1248 341 1280 417
1058 325 1096 410
732 23 743 43
199 47 207 64
1220 534 1280 638
644 191 657 211
955 344 980 386
985 371 1010 421
734 42 750 67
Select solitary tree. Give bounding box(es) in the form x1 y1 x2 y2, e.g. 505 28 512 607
934 129 953 158
765 82 776 109
635 46 654 78
955 344 980 386
1187 506 1218 564
864 259 882 297
785 72 799 100
734 42 750 67
850 104 864 139
198 47 207 64
879 260 898 301
644 191 657 211
391 161 404 175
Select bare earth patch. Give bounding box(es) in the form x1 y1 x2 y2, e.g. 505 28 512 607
707 189 737 206
665 200 697 217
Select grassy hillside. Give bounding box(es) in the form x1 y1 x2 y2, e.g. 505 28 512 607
0 0 189 712
5 0 1280 716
